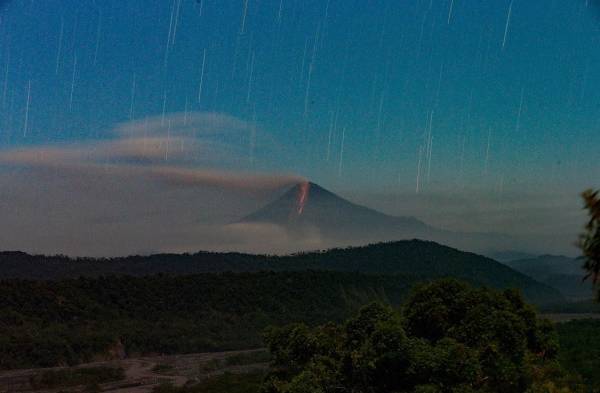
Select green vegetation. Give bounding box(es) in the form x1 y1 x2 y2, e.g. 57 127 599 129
0 240 563 306
0 274 597 392
263 279 583 393
153 372 265 393
0 271 414 369
557 319 600 390
0 267 575 371
225 351 271 367
579 189 600 300
0 197 596 390
29 366 124 389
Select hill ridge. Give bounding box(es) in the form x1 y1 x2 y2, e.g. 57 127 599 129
0 239 563 306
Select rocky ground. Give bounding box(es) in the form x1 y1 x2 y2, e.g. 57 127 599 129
0 349 268 393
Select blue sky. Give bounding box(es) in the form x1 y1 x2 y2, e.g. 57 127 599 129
1 0 598 189
0 0 598 255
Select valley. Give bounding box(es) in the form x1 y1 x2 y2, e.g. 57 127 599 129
0 350 268 393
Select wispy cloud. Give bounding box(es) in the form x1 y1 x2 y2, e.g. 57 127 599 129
0 111 303 192
0 112 308 256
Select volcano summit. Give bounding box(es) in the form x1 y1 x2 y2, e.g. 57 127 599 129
240 182 520 255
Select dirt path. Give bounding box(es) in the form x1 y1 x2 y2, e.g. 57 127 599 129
0 349 268 393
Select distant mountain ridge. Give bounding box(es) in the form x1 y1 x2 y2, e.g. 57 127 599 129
506 255 583 277
0 240 563 306
490 251 538 263
241 182 428 235
240 182 521 254
503 255 593 301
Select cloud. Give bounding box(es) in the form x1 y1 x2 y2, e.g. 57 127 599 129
113 112 250 138
0 112 303 192
0 148 301 194
149 166 303 193
0 112 310 256
0 111 582 257
345 188 585 256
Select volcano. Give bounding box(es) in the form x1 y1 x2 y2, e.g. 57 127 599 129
241 182 428 236
240 181 521 254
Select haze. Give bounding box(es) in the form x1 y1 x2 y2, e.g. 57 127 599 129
0 0 598 256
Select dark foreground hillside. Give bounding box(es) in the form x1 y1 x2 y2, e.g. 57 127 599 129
261 280 583 393
0 240 563 306
0 273 596 391
0 271 412 369
557 319 600 389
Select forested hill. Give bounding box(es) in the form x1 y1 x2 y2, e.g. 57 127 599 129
0 240 562 305
0 271 413 369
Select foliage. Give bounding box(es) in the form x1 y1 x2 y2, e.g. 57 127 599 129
556 319 600 390
579 189 600 300
226 351 272 367
0 271 409 369
0 240 563 305
263 279 582 393
152 372 265 393
29 366 124 389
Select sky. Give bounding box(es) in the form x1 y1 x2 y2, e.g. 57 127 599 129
0 0 598 256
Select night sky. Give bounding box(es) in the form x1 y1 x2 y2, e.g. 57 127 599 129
0 0 598 256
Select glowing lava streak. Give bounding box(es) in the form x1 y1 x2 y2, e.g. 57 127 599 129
296 182 310 215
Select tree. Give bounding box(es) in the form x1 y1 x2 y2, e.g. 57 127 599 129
579 189 600 300
262 279 579 393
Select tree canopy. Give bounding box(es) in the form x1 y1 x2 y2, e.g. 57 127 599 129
263 279 582 393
